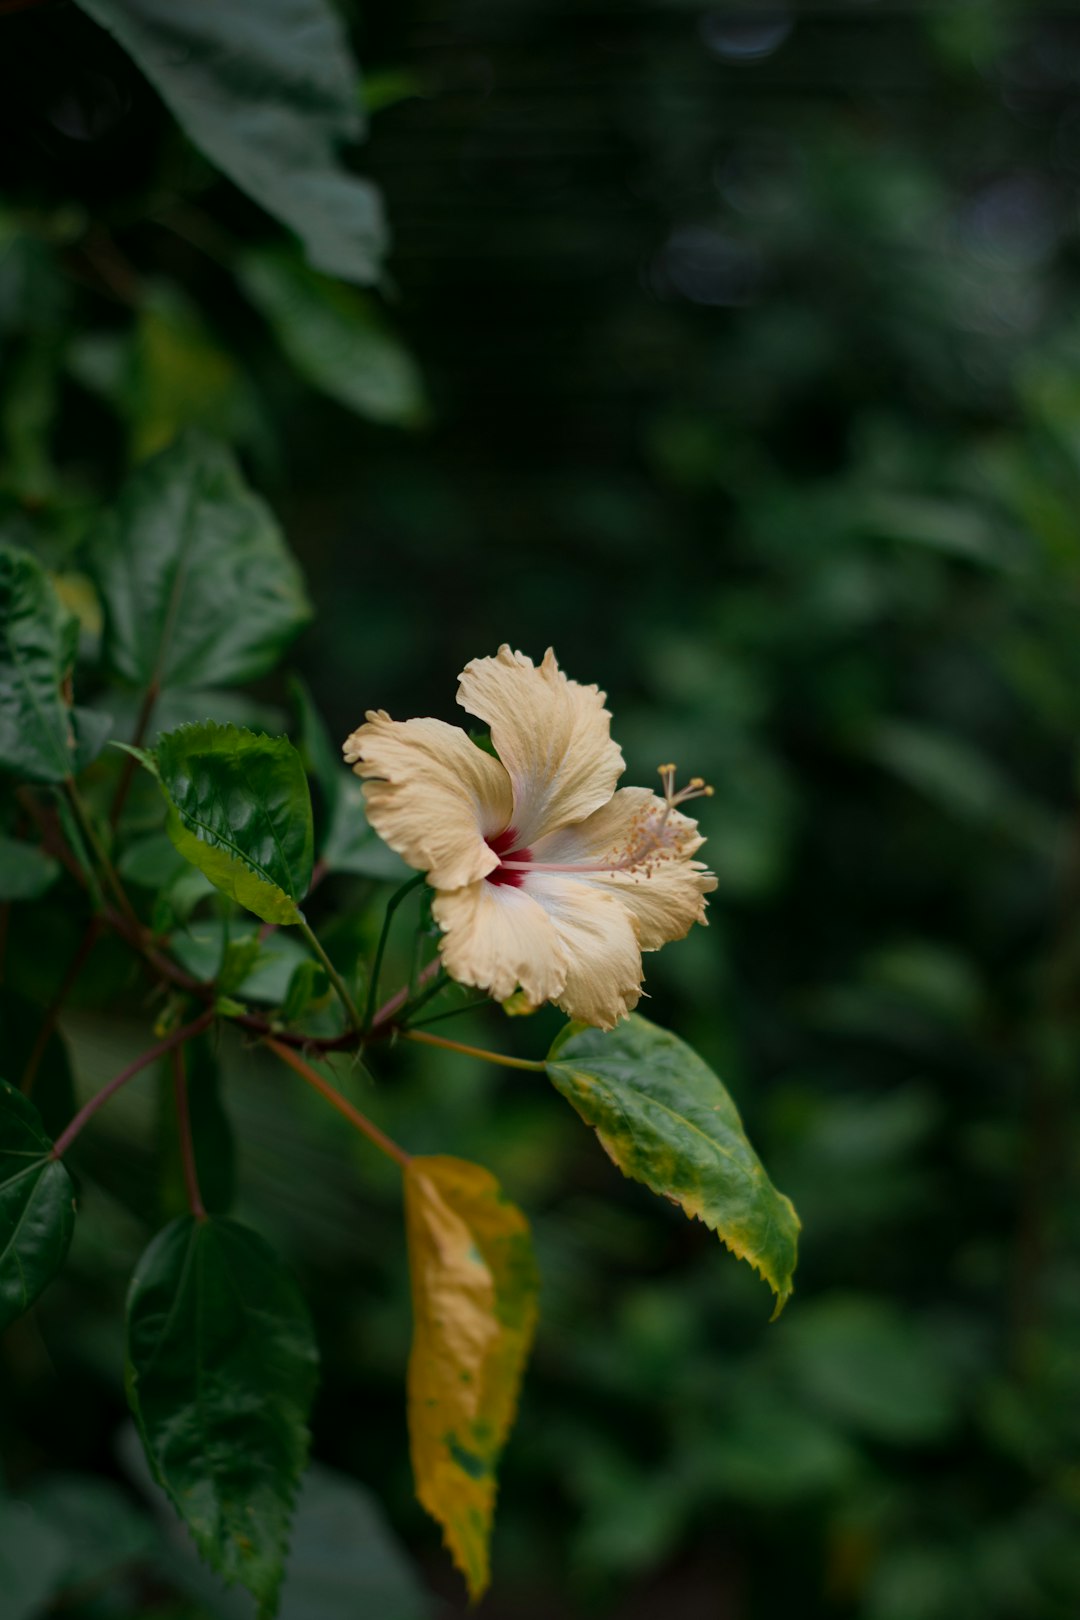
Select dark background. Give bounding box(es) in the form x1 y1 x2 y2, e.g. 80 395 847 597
2 2 1080 1617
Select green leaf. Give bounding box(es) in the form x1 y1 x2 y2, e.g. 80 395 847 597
149 722 314 926
239 250 427 428
404 1155 539 1601
545 1016 799 1315
126 1215 319 1615
73 0 386 286
0 835 59 901
0 1079 76 1331
89 433 311 693
170 921 312 1006
292 677 409 880
0 544 84 784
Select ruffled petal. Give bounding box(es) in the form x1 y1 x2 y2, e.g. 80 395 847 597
344 712 513 890
530 786 716 950
456 646 624 846
523 873 643 1030
432 881 568 1006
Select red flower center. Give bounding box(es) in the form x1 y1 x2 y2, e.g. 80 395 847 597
485 827 532 887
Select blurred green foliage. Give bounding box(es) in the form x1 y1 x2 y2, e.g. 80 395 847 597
2 0 1080 1616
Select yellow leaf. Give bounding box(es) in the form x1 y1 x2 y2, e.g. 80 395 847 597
404 1155 539 1601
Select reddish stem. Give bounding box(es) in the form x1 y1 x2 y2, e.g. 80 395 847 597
265 1037 411 1168
370 957 442 1030
401 1027 545 1072
51 1009 214 1159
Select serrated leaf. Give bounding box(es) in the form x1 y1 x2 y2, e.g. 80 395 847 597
73 0 386 285
0 1079 76 1331
239 250 427 428
404 1155 538 1601
88 432 311 693
545 1016 799 1315
126 1215 318 1616
0 544 91 784
149 722 314 926
0 835 59 900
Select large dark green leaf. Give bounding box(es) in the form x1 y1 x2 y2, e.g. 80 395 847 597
73 0 386 285
546 1016 799 1314
147 722 314 925
89 433 311 693
0 544 86 784
126 1215 319 1616
239 251 427 428
0 1079 76 1331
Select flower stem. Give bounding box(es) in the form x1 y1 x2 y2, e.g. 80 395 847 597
265 1038 410 1168
400 1028 546 1072
398 967 450 1026
363 873 425 1033
51 1009 214 1159
407 992 493 1030
64 778 140 931
370 956 441 1031
171 1045 206 1220
297 914 363 1031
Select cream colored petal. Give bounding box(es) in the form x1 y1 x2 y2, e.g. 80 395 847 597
344 711 513 890
432 881 568 1007
531 787 717 950
456 646 624 846
523 874 643 1031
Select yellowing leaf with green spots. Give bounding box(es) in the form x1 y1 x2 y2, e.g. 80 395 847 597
546 1015 800 1315
403 1155 538 1601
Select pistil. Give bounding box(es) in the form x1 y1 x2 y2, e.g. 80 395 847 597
498 765 713 881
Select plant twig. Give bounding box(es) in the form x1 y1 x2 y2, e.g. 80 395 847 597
407 992 493 1030
265 1038 410 1168
109 679 159 829
297 914 362 1031
370 957 442 1030
52 1009 214 1159
64 778 140 930
401 1028 546 1073
363 873 425 1033
172 1044 206 1220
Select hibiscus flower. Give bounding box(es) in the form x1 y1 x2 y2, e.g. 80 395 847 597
343 646 716 1030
